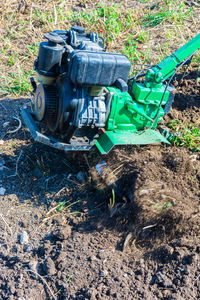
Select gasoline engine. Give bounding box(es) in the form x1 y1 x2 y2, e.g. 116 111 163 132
21 27 200 154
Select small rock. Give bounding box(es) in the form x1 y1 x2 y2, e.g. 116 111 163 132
0 187 6 196
76 171 86 182
43 257 56 275
155 272 172 288
0 140 4 145
190 154 197 162
20 220 27 228
100 269 108 277
53 215 66 226
173 277 180 286
25 244 33 252
7 283 15 295
88 255 97 262
16 290 24 297
52 225 71 241
43 240 51 249
162 290 171 298
19 231 29 245
139 189 149 195
29 260 39 273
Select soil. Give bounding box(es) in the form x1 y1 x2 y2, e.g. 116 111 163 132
0 71 200 300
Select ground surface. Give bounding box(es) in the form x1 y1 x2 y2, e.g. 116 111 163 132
0 72 200 300
1 1 200 299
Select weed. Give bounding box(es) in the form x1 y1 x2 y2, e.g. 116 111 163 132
142 1 192 27
55 275 73 296
57 199 81 213
27 43 40 56
57 201 65 212
168 119 180 129
0 69 34 95
152 201 173 211
123 35 137 62
111 189 115 207
168 122 200 152
26 155 50 177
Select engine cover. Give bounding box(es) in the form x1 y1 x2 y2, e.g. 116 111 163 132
69 50 131 86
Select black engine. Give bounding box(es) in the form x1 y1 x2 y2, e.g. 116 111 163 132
31 26 131 144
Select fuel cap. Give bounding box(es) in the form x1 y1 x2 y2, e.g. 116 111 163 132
44 32 64 44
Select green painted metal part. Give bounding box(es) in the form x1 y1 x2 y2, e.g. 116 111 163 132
106 86 165 131
95 86 170 154
95 34 200 154
95 129 170 154
145 33 200 88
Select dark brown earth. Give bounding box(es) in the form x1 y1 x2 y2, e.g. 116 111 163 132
0 71 200 299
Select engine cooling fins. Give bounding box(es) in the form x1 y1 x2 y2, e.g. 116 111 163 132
34 84 59 133
45 85 59 132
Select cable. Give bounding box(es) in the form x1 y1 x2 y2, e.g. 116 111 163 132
128 64 157 92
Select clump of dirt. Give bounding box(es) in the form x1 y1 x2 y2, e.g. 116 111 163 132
94 145 200 252
0 72 200 299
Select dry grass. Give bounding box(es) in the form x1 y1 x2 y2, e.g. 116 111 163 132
0 0 200 96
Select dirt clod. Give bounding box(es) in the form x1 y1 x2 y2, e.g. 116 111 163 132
43 257 57 275
52 225 72 241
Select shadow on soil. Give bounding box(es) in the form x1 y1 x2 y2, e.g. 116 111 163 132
1 135 189 255
1 96 197 256
173 71 200 111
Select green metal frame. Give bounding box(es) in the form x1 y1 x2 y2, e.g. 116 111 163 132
96 33 200 154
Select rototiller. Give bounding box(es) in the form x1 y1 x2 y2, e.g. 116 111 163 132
21 27 200 154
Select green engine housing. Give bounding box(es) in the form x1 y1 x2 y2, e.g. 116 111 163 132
107 83 170 131
95 85 170 154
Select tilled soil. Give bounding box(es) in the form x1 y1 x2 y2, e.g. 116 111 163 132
0 72 200 299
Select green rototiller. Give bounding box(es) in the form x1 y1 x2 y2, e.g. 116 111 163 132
21 27 200 154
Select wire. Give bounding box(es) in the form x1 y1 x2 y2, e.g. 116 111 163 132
128 64 157 92
128 64 156 82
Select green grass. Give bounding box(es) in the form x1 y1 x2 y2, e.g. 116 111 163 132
168 120 200 152
57 199 81 213
0 69 34 95
67 4 136 42
152 201 173 211
142 0 193 27
0 0 199 125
